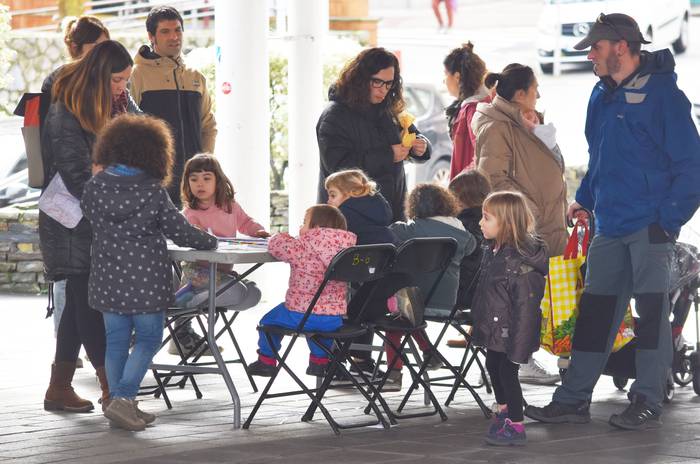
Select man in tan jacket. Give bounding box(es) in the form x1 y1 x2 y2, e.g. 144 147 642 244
130 6 217 357
130 6 217 207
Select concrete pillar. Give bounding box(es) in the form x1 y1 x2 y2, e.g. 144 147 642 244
287 0 328 232
215 0 270 229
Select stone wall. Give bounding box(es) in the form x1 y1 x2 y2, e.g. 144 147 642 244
1 30 214 115
0 206 44 294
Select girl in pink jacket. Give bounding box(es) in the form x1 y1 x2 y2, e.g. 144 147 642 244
176 154 269 309
248 205 357 378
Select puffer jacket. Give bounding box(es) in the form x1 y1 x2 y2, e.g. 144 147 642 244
472 95 568 256
339 193 398 245
269 228 357 316
316 86 432 222
471 240 548 364
82 169 218 313
130 46 217 204
38 101 96 280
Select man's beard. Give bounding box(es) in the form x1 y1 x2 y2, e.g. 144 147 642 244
595 52 621 77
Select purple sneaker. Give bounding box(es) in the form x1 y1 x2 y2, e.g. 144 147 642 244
485 418 527 446
488 408 509 436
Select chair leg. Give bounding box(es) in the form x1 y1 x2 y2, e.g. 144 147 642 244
221 311 258 392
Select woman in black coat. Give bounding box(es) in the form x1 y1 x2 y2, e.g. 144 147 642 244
316 47 432 222
40 40 134 413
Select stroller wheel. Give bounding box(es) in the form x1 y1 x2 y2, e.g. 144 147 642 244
613 376 628 390
674 357 693 386
691 352 700 395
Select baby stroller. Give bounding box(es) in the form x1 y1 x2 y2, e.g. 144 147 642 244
600 242 700 402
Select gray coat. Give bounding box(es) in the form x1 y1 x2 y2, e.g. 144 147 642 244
390 217 476 309
81 170 217 314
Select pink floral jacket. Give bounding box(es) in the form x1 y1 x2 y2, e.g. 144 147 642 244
269 228 357 316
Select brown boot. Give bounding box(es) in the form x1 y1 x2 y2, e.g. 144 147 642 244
44 362 94 412
95 367 111 412
446 337 467 348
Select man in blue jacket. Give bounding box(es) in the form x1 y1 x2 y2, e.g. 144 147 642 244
526 13 700 430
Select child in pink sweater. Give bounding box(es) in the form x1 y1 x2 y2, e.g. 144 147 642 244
176 154 269 309
247 205 357 378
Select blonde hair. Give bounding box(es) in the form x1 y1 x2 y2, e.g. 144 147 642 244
482 191 536 253
325 169 377 198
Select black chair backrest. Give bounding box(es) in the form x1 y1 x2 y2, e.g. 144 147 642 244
391 237 459 306
325 244 396 284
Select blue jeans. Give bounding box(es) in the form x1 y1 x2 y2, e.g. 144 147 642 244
104 311 165 399
258 303 343 359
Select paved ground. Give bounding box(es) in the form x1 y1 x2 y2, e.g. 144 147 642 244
3 287 700 464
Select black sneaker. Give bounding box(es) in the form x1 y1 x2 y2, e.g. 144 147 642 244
168 329 223 357
328 366 355 388
306 362 328 377
349 358 385 379
524 400 591 424
247 360 277 377
609 394 661 430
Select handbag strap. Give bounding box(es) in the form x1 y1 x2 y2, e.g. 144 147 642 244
563 219 590 259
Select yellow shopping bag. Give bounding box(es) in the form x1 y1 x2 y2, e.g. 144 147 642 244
540 219 635 356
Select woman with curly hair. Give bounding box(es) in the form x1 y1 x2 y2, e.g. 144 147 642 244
443 42 490 179
40 40 136 415
316 47 432 223
82 114 217 430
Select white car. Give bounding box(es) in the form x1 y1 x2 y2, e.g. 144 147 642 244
536 0 691 73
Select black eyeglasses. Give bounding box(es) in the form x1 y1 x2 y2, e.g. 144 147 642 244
596 13 625 41
370 77 395 90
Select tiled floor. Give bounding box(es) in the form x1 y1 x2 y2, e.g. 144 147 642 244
3 292 700 464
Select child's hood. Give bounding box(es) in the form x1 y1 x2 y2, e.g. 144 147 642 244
502 239 549 276
300 228 357 266
88 171 162 221
341 194 392 226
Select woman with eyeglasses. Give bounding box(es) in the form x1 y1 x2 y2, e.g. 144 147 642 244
316 47 431 223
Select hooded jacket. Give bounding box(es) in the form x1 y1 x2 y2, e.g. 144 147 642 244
448 91 491 179
575 49 700 238
339 193 398 245
130 46 217 204
316 86 432 222
81 169 217 314
471 239 548 364
390 216 476 310
269 228 357 316
472 95 568 256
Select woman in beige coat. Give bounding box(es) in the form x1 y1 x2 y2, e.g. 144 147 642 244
472 64 567 257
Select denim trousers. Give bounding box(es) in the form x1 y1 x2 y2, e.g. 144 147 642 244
103 311 165 399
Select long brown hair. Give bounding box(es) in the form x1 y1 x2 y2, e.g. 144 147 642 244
482 191 536 253
334 47 405 117
63 16 110 59
52 40 133 134
181 154 236 213
443 42 487 100
93 114 174 186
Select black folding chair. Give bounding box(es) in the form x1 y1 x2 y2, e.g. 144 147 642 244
365 237 472 421
242 244 396 435
139 261 260 408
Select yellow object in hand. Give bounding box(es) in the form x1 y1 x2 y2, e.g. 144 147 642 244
398 111 416 148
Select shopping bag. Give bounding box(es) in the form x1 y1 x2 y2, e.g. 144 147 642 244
540 219 634 356
14 93 44 188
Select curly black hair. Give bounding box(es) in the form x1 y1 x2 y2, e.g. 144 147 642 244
93 113 174 187
406 183 460 219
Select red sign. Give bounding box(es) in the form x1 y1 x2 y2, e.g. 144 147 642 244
222 82 232 95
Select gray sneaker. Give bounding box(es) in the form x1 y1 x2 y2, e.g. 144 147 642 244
104 397 146 431
381 369 402 392
519 358 560 385
134 400 156 425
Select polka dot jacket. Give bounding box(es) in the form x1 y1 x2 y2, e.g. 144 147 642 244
81 170 218 314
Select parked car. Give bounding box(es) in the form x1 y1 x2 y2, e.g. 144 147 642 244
404 82 453 186
536 0 691 73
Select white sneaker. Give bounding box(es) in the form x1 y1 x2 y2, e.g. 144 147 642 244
519 358 560 385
